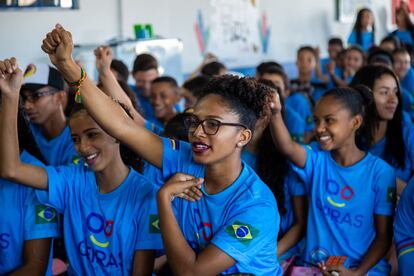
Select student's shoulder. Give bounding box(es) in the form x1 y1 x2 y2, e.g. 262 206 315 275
127 168 159 197
239 165 277 206
365 152 395 176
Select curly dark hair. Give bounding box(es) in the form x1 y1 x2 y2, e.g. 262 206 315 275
198 75 273 131
70 103 143 173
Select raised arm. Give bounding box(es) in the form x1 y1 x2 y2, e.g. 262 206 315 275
94 46 145 126
0 58 48 189
41 24 163 168
269 92 307 168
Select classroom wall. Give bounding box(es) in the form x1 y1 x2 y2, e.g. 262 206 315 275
0 0 393 74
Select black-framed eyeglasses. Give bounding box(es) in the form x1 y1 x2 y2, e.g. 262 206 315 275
183 114 248 135
21 87 60 103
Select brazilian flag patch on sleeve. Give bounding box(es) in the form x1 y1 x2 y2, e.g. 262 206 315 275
35 205 57 224
387 187 396 203
149 214 161 233
225 221 259 246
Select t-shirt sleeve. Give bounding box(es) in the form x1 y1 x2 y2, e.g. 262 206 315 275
161 137 193 179
134 185 164 250
290 145 316 191
145 120 165 136
35 166 75 213
24 189 60 241
211 200 278 264
286 171 306 196
347 31 356 45
373 163 396 216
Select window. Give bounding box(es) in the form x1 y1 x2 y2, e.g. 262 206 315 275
0 0 78 9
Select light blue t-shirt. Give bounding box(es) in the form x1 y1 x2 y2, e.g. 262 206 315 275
36 165 163 275
162 138 282 275
0 151 59 275
30 123 79 166
367 125 414 182
241 150 306 261
394 177 414 276
145 120 165 136
285 92 314 132
285 107 306 143
347 31 374 52
130 86 163 128
292 146 395 275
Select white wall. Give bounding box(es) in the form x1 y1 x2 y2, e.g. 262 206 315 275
0 0 119 68
0 0 394 73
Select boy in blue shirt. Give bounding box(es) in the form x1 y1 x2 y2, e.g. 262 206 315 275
21 63 78 166
131 53 159 123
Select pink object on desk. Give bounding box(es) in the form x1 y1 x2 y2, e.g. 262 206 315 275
290 266 322 276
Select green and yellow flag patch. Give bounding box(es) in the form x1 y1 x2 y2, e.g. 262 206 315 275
225 221 259 246
35 205 57 224
149 214 161 233
387 187 396 203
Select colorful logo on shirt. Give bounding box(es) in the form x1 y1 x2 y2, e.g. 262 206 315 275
225 221 259 246
72 156 81 165
387 187 395 203
396 238 414 259
86 212 114 248
0 233 10 249
35 205 57 224
325 180 354 208
149 214 160 233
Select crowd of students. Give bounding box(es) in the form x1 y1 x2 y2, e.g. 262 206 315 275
1 4 414 276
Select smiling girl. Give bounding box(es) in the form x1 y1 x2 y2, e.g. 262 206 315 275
40 24 282 275
269 85 395 275
0 58 163 275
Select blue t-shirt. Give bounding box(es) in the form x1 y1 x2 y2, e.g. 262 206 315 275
347 31 374 52
162 138 282 275
241 150 306 261
292 146 395 274
394 177 414 276
36 165 163 275
400 68 414 96
367 125 414 182
285 92 314 132
0 151 59 275
402 87 414 121
285 107 306 143
393 30 414 46
145 120 165 136
130 86 160 126
30 123 78 166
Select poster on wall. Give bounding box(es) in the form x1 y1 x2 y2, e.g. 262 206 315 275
392 0 414 23
194 0 270 69
335 0 374 23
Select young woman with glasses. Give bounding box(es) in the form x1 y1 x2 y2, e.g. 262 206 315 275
39 24 282 275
